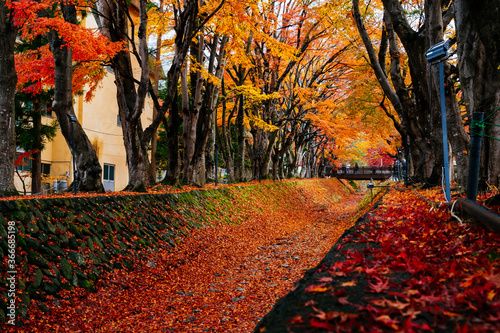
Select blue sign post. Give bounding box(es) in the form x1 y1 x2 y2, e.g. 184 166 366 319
426 40 451 202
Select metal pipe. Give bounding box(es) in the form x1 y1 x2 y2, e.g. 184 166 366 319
466 112 484 201
454 198 500 233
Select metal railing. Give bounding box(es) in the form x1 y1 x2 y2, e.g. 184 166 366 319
325 166 393 180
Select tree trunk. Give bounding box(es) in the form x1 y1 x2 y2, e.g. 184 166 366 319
383 13 429 181
141 0 199 186
235 95 246 181
205 35 228 183
182 32 204 184
149 1 163 183
271 155 280 181
206 113 216 183
165 106 181 185
98 0 153 191
260 130 277 179
288 143 304 178
353 0 428 180
191 36 228 186
426 0 469 189
31 99 42 195
47 5 104 193
0 3 18 196
457 0 500 187
220 82 235 183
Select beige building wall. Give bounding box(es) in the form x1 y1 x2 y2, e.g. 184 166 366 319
14 11 155 194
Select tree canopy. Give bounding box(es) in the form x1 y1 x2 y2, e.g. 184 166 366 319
0 0 499 195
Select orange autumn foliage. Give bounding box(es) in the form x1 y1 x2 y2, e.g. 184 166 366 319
13 0 124 101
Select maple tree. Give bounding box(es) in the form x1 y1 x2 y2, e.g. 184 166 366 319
90 0 401 187
353 0 443 183
41 2 119 192
210 0 402 182
216 0 357 181
1 0 497 194
180 10 228 186
14 33 54 195
0 0 124 196
6 0 487 194
351 0 500 190
96 0 227 190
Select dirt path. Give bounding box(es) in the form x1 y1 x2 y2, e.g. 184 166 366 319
17 191 366 332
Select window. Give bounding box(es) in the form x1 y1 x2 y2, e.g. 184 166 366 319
41 163 51 176
103 164 115 181
16 155 32 172
103 164 115 192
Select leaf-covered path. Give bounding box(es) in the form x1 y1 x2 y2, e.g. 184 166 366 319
256 187 500 332
17 183 366 332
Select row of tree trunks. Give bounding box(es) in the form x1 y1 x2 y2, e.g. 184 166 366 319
181 29 204 185
145 0 199 188
97 0 197 190
190 35 228 185
205 35 228 183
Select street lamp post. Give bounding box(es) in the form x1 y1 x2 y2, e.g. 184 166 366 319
257 151 262 182
67 114 78 195
215 143 219 187
426 40 451 202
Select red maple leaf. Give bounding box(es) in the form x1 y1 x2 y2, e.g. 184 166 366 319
368 277 389 293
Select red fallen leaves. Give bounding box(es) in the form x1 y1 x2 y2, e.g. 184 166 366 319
305 284 330 293
370 298 409 310
293 187 500 332
314 308 358 323
375 314 399 330
368 277 390 293
3 179 363 332
339 280 356 287
289 314 304 324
